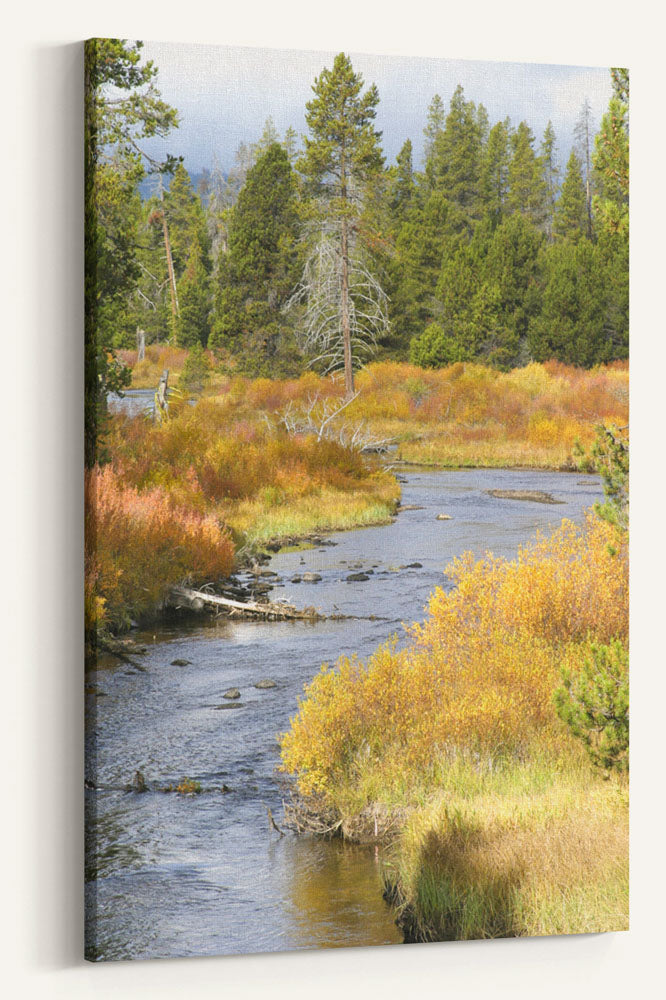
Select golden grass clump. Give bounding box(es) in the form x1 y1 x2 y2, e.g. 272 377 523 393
391 768 628 940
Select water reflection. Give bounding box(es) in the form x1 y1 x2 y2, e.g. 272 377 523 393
280 837 401 948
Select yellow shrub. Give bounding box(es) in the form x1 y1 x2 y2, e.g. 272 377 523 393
281 514 628 799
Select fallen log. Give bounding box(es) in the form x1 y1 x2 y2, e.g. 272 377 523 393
169 585 322 621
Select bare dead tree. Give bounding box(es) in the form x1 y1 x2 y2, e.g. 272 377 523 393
286 221 389 394
574 98 595 239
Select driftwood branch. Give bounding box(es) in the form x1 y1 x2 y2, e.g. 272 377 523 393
275 391 394 454
169 585 321 621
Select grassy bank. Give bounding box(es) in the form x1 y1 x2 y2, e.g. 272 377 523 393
384 757 628 941
280 512 629 940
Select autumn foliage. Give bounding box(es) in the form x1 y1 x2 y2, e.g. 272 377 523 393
280 514 628 797
88 381 398 631
85 464 234 632
129 350 627 468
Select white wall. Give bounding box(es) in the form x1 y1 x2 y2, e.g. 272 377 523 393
4 2 665 996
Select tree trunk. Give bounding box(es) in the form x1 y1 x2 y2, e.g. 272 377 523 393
155 369 169 424
158 177 179 338
339 143 354 399
340 216 354 397
136 327 146 362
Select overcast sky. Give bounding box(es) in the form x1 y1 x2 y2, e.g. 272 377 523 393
138 40 612 174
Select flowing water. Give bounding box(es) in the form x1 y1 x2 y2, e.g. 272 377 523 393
85 468 602 961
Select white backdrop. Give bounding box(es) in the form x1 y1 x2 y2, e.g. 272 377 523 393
4 2 665 996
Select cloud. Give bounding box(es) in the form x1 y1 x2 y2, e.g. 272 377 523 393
139 41 612 172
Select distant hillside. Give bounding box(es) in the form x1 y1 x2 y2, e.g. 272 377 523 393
137 169 220 204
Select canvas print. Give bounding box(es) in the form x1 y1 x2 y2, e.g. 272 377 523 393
84 38 629 961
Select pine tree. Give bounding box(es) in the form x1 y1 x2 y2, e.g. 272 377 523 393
391 138 415 223
590 68 629 360
528 238 607 365
164 162 212 276
84 39 178 466
479 118 512 224
554 640 628 774
293 52 386 395
593 68 629 236
554 150 588 241
253 116 281 159
209 142 300 369
283 126 299 164
432 231 502 363
423 94 445 167
507 121 548 228
540 121 559 238
428 85 483 219
389 191 464 349
177 236 211 347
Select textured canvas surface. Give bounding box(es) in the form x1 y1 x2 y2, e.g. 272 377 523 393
84 38 628 962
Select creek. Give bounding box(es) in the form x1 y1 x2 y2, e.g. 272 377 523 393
85 468 602 961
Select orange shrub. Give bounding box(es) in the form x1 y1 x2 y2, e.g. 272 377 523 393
85 465 234 630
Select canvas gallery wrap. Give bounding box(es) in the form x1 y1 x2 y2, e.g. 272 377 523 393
84 37 629 962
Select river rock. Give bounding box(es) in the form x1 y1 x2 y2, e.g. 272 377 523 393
302 572 322 582
222 688 241 700
171 658 192 666
405 562 423 568
436 513 453 520
346 572 370 582
290 575 302 583
485 489 564 505
396 504 426 512
254 679 277 689
214 703 244 711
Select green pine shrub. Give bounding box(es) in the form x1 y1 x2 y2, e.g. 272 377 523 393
554 640 629 773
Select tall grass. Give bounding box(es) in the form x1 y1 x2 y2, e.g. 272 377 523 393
388 762 628 941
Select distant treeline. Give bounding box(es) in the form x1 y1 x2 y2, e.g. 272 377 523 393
89 42 628 420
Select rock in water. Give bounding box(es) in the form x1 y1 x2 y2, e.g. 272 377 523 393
485 489 564 505
436 513 452 520
171 658 191 666
346 572 370 582
302 572 322 582
222 688 241 700
254 679 277 689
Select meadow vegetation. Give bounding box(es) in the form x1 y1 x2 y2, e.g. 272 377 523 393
127 349 628 468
